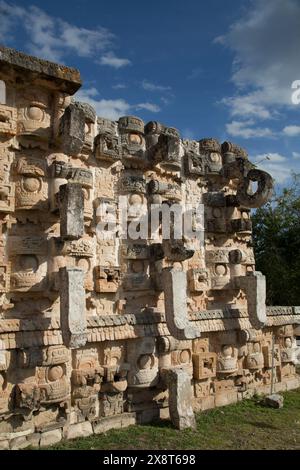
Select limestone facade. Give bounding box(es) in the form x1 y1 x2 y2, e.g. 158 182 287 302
0 46 299 448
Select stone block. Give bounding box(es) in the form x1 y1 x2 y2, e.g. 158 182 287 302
0 439 9 450
40 429 62 447
10 435 30 450
93 413 136 434
264 394 284 409
66 422 93 440
60 104 85 155
60 266 87 348
59 183 84 240
165 367 196 430
26 433 41 448
215 391 238 408
285 376 300 391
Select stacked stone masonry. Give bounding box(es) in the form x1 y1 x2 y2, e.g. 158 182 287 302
0 46 299 448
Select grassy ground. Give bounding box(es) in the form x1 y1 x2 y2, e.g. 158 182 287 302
47 389 300 450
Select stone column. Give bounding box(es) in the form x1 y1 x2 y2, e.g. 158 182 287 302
59 183 84 240
164 367 196 430
60 266 87 348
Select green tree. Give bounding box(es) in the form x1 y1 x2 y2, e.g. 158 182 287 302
252 173 300 305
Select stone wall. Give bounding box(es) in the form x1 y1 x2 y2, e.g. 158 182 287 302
0 46 299 449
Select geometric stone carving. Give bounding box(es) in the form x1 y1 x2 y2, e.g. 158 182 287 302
0 45 299 446
0 104 17 136
0 264 10 293
192 352 217 379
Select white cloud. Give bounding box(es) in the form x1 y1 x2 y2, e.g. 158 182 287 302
99 52 131 69
217 0 300 122
258 162 292 183
187 67 202 80
112 83 127 89
250 152 294 183
75 88 130 120
135 102 161 113
253 153 286 164
141 80 171 92
226 120 274 139
0 1 23 42
282 125 300 136
292 152 300 159
75 88 161 120
0 1 116 63
221 94 273 120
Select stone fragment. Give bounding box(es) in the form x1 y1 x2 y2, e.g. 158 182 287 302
0 439 9 450
59 183 84 240
26 433 41 448
40 429 62 447
60 267 87 348
59 104 85 155
164 368 196 430
10 435 30 450
66 422 93 440
264 394 284 409
0 44 298 447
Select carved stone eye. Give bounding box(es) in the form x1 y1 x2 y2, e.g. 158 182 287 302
129 194 142 205
215 264 226 276
19 254 38 272
209 152 220 162
212 208 222 218
180 350 190 363
27 105 44 121
222 345 233 357
131 260 144 273
22 176 41 193
129 133 142 144
85 122 92 134
0 372 6 390
48 365 63 381
285 337 292 348
138 354 153 369
77 258 90 273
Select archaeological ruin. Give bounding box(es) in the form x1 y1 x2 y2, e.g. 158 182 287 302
0 46 299 449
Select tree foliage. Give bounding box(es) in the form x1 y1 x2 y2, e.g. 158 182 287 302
252 173 300 305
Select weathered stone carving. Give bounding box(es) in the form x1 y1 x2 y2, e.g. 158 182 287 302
163 368 196 430
163 268 200 340
59 183 84 240
60 267 87 348
0 46 299 446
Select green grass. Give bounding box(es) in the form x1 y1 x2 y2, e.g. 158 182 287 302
47 389 300 450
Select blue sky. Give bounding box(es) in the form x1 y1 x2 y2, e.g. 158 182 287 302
1 0 300 186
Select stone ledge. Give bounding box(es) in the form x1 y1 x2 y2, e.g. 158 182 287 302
0 46 81 94
92 412 136 434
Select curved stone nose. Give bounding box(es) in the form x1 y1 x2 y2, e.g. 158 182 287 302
162 267 201 340
236 168 274 209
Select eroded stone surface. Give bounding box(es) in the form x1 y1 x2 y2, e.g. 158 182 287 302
0 45 299 443
264 394 284 409
165 368 196 430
